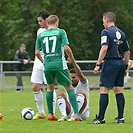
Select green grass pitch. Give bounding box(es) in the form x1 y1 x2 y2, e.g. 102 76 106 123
0 88 132 133
0 75 133 133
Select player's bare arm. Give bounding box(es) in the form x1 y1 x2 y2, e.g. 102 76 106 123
35 50 43 63
68 57 85 81
124 50 130 65
64 45 75 63
94 45 108 74
73 62 85 82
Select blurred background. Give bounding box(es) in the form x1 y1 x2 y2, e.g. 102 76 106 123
0 0 133 90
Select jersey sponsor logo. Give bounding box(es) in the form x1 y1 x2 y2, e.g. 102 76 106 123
114 31 123 44
116 31 121 40
46 53 59 57
101 36 107 44
114 39 123 44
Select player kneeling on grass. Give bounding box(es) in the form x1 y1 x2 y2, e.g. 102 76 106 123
57 58 90 121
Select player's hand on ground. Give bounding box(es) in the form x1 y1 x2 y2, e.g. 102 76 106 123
94 66 100 74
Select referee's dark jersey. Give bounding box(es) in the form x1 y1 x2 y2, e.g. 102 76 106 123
100 26 130 87
101 26 130 59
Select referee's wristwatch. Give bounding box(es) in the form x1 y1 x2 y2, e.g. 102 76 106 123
96 63 101 67
96 63 101 71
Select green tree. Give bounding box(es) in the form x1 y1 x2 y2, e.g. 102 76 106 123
0 0 133 71
0 0 50 61
47 0 133 60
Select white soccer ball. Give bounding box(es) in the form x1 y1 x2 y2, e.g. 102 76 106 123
21 107 34 120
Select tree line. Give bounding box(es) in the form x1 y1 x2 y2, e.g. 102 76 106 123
0 0 132 70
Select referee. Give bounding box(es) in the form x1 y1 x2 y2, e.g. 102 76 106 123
88 12 130 124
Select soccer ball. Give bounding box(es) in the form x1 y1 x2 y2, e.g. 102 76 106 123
21 107 34 120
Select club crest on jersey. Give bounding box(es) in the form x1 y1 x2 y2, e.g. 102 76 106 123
116 31 121 40
101 36 107 44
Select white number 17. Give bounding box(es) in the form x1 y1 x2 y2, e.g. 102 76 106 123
43 36 57 53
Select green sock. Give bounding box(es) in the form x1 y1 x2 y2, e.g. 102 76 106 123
46 91 53 114
67 89 78 114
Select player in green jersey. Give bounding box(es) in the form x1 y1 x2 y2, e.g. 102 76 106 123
35 15 82 121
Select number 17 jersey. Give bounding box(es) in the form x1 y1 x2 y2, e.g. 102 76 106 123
35 28 69 71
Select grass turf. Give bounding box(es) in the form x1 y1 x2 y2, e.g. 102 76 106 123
0 88 133 133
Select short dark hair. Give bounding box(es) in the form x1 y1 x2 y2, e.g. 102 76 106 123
103 12 116 22
70 68 76 74
37 10 50 20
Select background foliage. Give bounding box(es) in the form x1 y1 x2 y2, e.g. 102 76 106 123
0 0 133 70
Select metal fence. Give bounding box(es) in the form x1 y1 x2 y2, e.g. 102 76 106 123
0 60 133 91
0 60 98 91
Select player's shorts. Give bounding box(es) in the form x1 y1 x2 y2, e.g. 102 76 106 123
100 59 125 87
30 68 47 84
44 69 72 86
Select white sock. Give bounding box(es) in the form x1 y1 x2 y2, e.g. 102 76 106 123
57 96 67 117
76 94 85 112
53 90 57 114
34 90 45 114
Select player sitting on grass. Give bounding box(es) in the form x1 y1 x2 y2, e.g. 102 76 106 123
57 58 90 121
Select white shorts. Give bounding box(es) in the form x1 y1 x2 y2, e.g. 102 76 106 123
30 68 47 84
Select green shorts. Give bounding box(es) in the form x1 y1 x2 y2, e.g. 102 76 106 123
44 69 72 86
